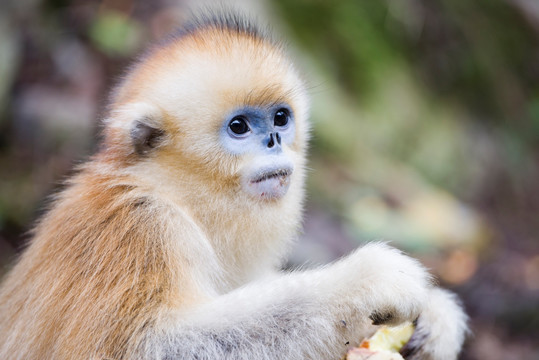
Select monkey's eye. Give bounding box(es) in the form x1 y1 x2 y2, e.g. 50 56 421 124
228 117 250 135
274 109 290 127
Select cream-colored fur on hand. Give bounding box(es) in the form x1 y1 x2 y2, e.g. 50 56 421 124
401 288 469 360
331 243 432 327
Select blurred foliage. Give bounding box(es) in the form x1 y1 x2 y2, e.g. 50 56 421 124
88 9 143 57
0 0 538 359
272 0 539 250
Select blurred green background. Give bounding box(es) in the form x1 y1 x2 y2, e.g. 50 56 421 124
0 0 538 359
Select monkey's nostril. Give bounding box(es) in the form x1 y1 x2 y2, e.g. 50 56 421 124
267 133 275 148
275 132 281 145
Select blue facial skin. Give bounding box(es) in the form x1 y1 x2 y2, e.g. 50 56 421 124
220 104 296 199
220 104 295 156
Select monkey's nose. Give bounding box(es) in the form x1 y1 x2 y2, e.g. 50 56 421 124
267 133 281 148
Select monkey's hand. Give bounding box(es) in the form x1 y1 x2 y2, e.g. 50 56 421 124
336 244 468 360
399 287 468 360
330 243 432 329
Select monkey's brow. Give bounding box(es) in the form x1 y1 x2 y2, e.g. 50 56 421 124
243 86 296 107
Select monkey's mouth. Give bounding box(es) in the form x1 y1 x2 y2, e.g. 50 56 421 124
244 166 294 200
251 168 292 184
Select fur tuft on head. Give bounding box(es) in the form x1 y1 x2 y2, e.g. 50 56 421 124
174 8 270 43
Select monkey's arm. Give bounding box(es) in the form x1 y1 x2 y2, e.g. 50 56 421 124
141 243 431 360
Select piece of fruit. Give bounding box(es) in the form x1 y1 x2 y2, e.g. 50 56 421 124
344 322 415 360
360 322 415 352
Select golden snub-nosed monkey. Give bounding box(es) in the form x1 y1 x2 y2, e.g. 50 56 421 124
0 12 468 360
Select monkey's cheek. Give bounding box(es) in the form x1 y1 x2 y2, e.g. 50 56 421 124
245 175 291 200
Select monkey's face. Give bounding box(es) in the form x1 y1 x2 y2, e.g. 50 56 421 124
220 103 296 200
109 29 309 203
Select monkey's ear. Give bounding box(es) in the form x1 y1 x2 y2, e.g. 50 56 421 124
105 102 166 156
131 120 165 155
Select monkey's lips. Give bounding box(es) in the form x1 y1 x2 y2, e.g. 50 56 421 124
245 167 293 200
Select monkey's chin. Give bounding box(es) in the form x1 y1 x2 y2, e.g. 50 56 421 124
243 166 293 200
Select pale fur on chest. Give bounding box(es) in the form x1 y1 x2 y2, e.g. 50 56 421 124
126 158 306 293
